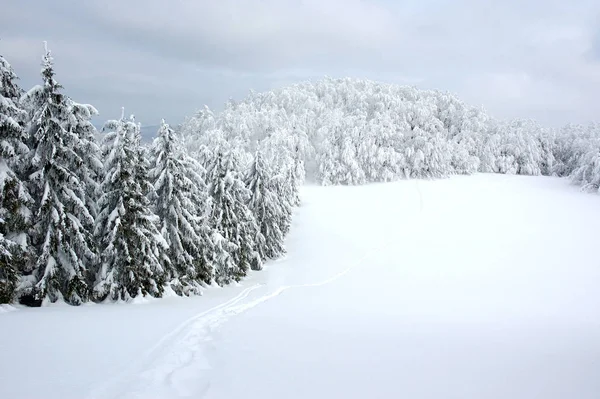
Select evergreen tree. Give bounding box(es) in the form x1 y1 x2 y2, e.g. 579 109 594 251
150 120 213 295
246 151 283 260
94 112 168 301
64 100 102 219
0 52 31 303
279 165 297 235
19 44 93 305
208 146 262 283
0 234 19 303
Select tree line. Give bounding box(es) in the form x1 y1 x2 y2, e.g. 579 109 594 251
181 77 600 189
0 44 300 305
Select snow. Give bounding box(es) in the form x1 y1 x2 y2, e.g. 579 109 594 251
0 304 17 313
1 174 600 399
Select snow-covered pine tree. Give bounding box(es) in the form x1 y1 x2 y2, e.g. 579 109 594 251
94 112 168 301
150 120 214 295
208 143 262 283
19 44 94 305
245 150 283 260
0 52 32 303
64 100 102 220
289 148 302 207
0 234 19 303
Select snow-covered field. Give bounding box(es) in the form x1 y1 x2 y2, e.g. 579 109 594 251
1 174 599 399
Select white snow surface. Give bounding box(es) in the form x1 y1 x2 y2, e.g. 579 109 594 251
1 174 599 399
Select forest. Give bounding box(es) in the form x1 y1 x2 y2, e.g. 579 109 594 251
1 45 599 306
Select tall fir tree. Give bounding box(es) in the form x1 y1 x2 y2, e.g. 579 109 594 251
208 146 262 284
280 166 297 236
245 151 283 260
150 120 214 294
64 100 102 220
18 44 94 305
0 52 31 303
261 132 298 237
94 112 168 301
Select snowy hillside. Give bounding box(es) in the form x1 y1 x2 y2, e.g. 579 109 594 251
1 174 599 399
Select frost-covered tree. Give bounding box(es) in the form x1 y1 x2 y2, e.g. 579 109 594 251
571 136 600 192
482 120 544 176
317 117 366 185
286 155 301 208
182 78 529 184
245 151 283 260
208 144 262 283
19 44 93 305
554 123 600 178
356 113 406 182
180 77 600 195
181 106 218 158
150 120 214 294
0 52 31 303
402 103 453 178
0 235 19 303
94 112 168 301
64 100 102 219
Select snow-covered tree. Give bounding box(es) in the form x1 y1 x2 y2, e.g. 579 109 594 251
571 138 600 192
182 78 537 184
181 106 217 158
317 117 366 185
64 100 102 219
481 120 544 176
208 144 262 283
150 120 214 294
0 52 31 303
554 123 600 178
19 44 94 305
94 112 168 301
286 155 302 208
245 151 283 260
0 234 19 303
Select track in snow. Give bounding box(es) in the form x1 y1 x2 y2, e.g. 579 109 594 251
106 242 401 398
90 180 425 399
86 284 262 399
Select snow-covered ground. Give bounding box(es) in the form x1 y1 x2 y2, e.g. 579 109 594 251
1 174 599 399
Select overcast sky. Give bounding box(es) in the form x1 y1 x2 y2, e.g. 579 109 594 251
1 0 599 127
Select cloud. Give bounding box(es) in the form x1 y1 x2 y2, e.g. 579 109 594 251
1 0 599 127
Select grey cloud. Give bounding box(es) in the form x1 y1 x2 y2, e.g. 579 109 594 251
590 27 600 60
1 0 599 127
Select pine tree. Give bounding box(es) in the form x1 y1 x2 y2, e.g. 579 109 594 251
0 235 19 303
208 146 262 283
150 120 213 295
94 112 168 301
64 100 102 220
0 52 31 303
246 151 283 260
280 165 297 235
19 44 93 305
